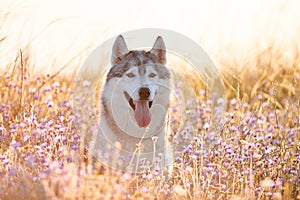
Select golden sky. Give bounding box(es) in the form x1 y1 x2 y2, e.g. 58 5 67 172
0 0 299 74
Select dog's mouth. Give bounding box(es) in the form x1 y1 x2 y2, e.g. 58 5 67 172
124 91 153 110
124 91 153 128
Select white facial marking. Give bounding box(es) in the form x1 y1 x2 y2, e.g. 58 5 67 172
121 66 159 101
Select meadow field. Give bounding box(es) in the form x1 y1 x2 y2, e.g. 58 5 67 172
0 1 300 200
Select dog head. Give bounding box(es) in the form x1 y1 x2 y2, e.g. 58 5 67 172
103 35 171 130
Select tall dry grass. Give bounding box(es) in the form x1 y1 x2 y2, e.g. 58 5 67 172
0 16 300 200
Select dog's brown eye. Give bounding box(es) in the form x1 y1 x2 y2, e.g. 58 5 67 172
149 73 156 78
126 73 135 78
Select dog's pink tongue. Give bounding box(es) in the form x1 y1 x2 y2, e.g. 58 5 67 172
134 101 151 128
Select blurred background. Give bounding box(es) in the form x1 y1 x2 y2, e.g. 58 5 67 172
0 0 299 75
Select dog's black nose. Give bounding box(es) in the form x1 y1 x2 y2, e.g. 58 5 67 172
139 87 150 100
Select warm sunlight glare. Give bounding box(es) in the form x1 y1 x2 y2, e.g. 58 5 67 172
0 0 299 74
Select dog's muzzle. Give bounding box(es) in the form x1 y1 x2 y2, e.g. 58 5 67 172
124 91 153 110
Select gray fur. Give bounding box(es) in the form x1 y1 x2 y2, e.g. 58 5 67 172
106 50 170 82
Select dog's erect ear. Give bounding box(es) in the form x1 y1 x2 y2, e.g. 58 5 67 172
111 35 129 64
150 36 166 64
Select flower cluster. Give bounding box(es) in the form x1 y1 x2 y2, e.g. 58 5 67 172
0 69 299 199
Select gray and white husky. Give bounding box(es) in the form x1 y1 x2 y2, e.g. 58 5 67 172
84 35 173 173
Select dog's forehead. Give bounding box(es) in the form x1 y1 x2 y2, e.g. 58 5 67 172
128 64 157 74
126 51 156 65
106 50 170 81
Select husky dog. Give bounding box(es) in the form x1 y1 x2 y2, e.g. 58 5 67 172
88 35 173 173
